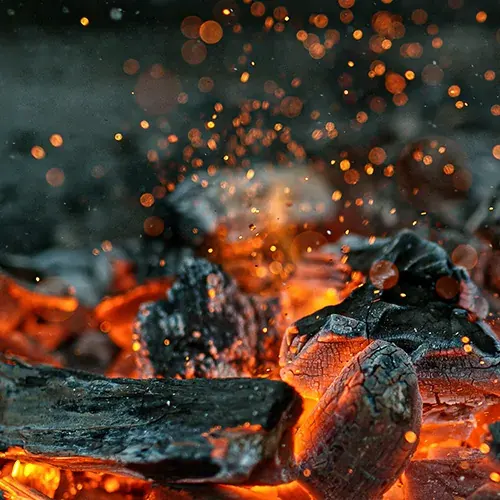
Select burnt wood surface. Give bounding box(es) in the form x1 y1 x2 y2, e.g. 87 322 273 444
134 258 281 379
0 358 300 485
280 230 500 405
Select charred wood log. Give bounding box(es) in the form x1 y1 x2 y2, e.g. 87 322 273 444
280 230 500 406
286 341 422 500
0 358 300 485
134 258 282 379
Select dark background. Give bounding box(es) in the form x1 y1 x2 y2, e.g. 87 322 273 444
0 0 498 254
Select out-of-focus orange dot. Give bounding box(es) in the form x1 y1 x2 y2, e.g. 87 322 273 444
384 165 395 177
144 216 164 236
340 159 351 171
309 43 326 59
49 134 63 147
339 0 355 7
344 169 360 185
181 40 207 64
280 96 303 118
199 21 223 44
369 96 387 113
369 260 399 289
411 9 429 24
250 2 265 17
181 16 202 38
393 93 408 106
455 100 465 109
493 145 500 160
46 168 64 187
443 163 455 175
372 11 393 36
198 76 214 92
436 276 460 300
405 70 415 80
422 64 444 86
140 193 155 207
451 244 478 270
485 70 496 81
432 37 443 48
491 105 500 116
140 120 149 129
385 72 406 94
312 14 328 28
340 9 354 24
31 146 45 159
353 29 363 40
80 17 89 26
476 11 487 23
427 24 439 35
296 30 307 42
114 133 123 141
123 59 140 75
273 6 288 21
411 9 428 25
356 111 368 123
381 39 392 50
368 147 387 165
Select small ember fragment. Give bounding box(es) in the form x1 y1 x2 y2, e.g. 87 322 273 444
403 450 497 500
134 258 282 378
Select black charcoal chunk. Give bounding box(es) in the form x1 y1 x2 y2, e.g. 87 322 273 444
135 258 281 378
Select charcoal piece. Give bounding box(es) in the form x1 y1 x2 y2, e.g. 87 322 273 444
288 341 422 500
420 403 476 446
0 476 51 499
0 247 114 307
280 230 500 404
487 422 500 463
0 358 300 485
403 453 495 500
134 258 282 379
467 482 500 499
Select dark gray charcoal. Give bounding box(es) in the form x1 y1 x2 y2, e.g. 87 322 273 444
403 451 496 500
280 230 500 405
0 358 300 485
488 421 500 463
134 258 281 378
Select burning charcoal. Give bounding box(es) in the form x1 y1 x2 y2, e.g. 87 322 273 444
283 341 422 500
0 247 115 307
0 331 62 366
281 249 363 322
280 230 500 405
467 482 500 499
134 258 282 379
0 358 300 485
403 451 497 500
419 404 477 451
0 476 52 499
95 279 171 350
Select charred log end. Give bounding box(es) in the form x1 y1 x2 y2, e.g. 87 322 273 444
0 359 302 486
291 341 422 500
